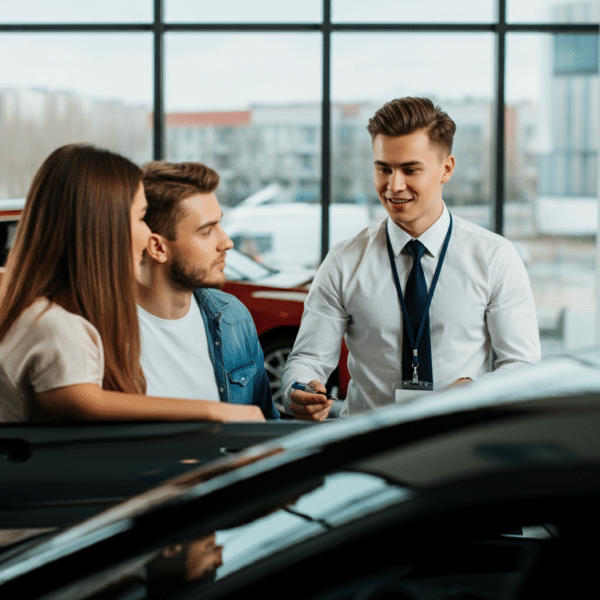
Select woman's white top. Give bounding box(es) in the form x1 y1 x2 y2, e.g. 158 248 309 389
0 299 104 421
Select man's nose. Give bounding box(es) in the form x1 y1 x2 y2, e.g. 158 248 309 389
218 227 234 251
388 170 406 192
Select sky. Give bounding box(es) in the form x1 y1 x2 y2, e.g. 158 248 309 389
0 0 594 110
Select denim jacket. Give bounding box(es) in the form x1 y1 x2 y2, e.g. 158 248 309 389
194 288 279 420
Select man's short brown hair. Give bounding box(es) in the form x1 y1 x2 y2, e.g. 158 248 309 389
142 161 220 240
367 97 456 156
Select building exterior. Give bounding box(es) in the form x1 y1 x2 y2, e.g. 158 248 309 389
535 1 600 235
0 88 150 199
164 98 502 214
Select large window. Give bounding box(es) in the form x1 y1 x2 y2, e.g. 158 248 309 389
331 32 495 241
0 32 153 198
1 0 599 353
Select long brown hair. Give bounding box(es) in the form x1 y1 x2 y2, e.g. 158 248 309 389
0 144 145 394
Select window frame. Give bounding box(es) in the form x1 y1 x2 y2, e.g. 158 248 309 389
0 0 598 258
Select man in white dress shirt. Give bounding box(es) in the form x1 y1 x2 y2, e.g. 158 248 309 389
281 97 541 419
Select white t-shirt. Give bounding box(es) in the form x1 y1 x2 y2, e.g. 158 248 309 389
0 299 104 422
137 302 220 401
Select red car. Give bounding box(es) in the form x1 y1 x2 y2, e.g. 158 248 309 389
222 250 349 412
0 200 349 415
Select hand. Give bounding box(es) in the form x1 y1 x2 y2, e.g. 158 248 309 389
447 377 473 389
289 379 332 421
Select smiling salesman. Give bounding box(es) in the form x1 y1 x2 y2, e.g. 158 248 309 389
282 97 541 419
136 161 278 419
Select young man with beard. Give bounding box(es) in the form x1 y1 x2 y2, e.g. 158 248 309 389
282 97 541 419
136 161 278 419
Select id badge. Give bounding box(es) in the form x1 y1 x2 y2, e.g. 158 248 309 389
393 380 434 403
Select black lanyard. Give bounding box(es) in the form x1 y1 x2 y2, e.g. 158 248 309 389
385 213 453 363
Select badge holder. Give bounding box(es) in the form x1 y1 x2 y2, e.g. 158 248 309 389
393 360 433 403
394 380 434 403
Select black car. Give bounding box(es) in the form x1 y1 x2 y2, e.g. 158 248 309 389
0 420 312 529
2 348 600 599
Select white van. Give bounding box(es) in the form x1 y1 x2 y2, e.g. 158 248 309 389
222 187 385 269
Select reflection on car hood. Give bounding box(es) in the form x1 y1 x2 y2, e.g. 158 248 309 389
3 348 600 596
215 470 412 580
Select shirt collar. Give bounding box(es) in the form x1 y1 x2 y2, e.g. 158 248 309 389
386 203 449 258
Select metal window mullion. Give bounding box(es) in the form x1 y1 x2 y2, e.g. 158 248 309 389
0 22 597 33
153 0 164 160
321 0 331 262
163 23 321 32
493 0 506 235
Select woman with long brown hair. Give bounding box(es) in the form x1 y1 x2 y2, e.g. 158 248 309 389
0 144 264 422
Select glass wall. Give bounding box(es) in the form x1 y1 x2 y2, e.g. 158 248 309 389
331 0 495 23
506 24 600 355
331 32 495 246
1 0 599 352
164 32 322 267
165 0 322 23
1 0 151 23
0 30 153 198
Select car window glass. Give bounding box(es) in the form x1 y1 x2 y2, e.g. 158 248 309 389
223 248 276 281
0 221 18 266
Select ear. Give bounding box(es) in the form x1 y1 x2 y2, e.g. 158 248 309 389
145 233 170 264
441 154 455 184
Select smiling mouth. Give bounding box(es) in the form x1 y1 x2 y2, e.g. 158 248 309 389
386 197 412 205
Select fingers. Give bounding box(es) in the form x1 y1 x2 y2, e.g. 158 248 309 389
447 377 473 389
290 394 332 422
290 397 331 412
291 403 332 421
307 379 327 394
289 380 332 421
307 404 332 421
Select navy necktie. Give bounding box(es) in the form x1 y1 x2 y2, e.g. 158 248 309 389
402 240 433 383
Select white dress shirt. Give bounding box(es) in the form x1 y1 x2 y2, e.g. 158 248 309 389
281 205 541 416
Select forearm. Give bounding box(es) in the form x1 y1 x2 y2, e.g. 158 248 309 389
35 384 265 422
